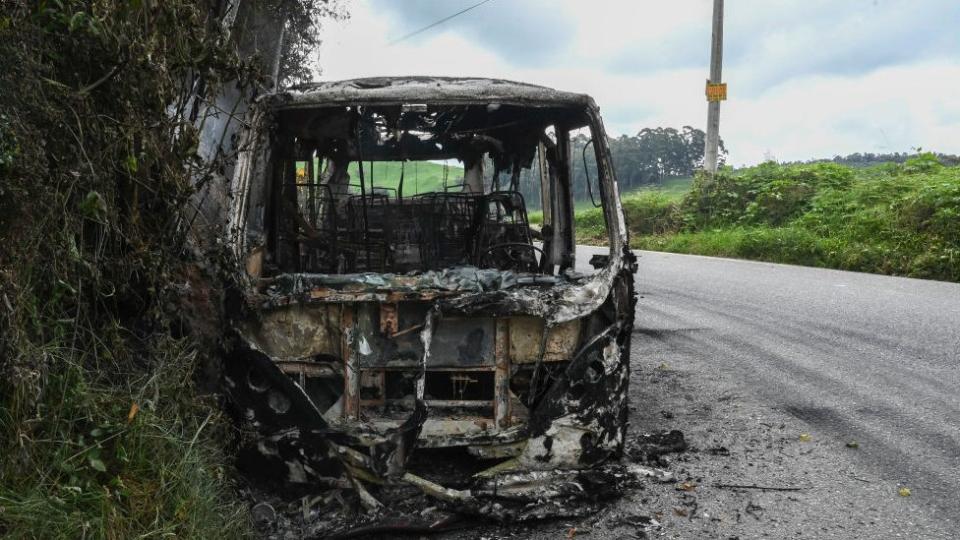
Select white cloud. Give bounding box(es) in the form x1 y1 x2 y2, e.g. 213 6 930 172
725 61 960 164
315 0 960 165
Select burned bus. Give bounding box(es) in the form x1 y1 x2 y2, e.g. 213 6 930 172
223 77 637 508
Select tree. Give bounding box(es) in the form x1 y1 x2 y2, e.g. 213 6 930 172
604 126 726 194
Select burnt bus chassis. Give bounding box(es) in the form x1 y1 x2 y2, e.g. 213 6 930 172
221 78 638 517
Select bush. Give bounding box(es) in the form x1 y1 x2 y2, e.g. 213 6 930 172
0 1 343 536
610 157 960 282
621 192 682 235
894 172 960 243
680 163 855 228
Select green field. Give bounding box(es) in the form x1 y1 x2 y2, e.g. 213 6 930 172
345 161 466 195
300 160 465 196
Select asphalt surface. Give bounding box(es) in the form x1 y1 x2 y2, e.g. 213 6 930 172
581 247 960 538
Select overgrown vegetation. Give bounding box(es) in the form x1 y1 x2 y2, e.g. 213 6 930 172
0 1 342 537
592 155 960 282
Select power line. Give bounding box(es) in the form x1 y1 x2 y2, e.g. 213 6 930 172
387 0 494 46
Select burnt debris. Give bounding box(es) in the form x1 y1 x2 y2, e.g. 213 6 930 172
221 77 638 534
629 430 689 464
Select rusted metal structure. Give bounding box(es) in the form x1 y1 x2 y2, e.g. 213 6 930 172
222 77 637 516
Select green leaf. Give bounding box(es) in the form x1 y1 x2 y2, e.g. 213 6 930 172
88 457 106 472
68 11 86 32
79 190 108 222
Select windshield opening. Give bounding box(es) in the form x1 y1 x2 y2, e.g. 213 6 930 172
257 103 605 278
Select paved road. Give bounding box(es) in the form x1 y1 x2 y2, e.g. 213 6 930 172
581 247 960 536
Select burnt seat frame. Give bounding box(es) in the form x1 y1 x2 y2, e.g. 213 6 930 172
276 183 537 275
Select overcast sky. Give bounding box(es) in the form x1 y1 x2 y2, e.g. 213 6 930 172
315 0 960 165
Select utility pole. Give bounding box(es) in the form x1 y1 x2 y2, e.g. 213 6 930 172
704 0 725 175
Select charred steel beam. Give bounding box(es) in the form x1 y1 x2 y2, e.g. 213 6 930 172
307 155 317 228
275 360 340 378
422 399 491 408
341 305 360 419
555 125 576 271
355 111 372 270
494 318 511 428
536 141 554 270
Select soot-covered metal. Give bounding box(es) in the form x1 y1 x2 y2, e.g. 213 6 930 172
222 77 637 535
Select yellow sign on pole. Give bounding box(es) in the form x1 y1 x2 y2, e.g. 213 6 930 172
706 82 727 102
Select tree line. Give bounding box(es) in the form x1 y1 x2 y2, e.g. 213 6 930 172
514 126 725 208
819 151 960 168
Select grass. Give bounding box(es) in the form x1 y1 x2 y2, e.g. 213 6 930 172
598 155 960 282
0 337 249 539
626 176 693 201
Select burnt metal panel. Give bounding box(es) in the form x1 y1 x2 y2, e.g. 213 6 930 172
238 304 340 360
428 318 496 366
357 302 496 368
509 317 581 364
